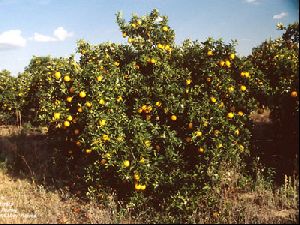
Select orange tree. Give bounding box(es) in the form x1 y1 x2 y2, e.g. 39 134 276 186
20 9 271 222
18 56 80 126
0 70 19 124
249 22 299 173
66 10 264 221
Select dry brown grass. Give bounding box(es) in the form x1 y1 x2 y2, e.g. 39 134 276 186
0 126 22 137
250 107 272 124
0 168 115 224
212 186 299 224
0 126 134 224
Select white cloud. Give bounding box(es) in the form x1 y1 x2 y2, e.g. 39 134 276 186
273 12 288 19
245 0 260 4
0 30 27 49
53 27 73 41
33 33 56 42
31 27 73 42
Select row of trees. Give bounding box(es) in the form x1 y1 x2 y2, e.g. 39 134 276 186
0 10 298 222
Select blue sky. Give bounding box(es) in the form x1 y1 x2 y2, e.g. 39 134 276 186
0 0 299 75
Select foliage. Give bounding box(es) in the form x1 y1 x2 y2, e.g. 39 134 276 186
0 10 298 223
0 70 18 124
249 22 299 164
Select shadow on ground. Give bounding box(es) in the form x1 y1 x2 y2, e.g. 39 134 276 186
250 110 299 183
0 126 85 195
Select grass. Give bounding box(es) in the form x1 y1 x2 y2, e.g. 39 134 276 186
0 123 299 224
0 167 117 224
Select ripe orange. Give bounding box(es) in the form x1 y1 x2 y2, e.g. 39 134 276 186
219 60 225 67
171 115 177 121
198 147 205 153
86 102 92 108
79 91 86 98
228 86 234 92
66 97 73 103
54 113 60 120
291 91 297 97
186 79 192 85
225 60 231 68
210 97 217 103
195 131 202 137
155 101 162 107
54 71 61 79
227 112 234 119
240 85 247 91
99 119 106 127
64 75 71 82
102 134 110 141
150 58 157 64
134 173 140 181
123 160 130 167
96 75 103 82
207 50 213 56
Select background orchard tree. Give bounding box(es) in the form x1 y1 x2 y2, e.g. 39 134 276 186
249 22 299 174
